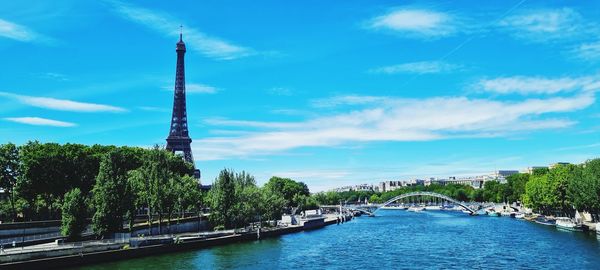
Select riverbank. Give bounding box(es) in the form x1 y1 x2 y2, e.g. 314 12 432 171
0 214 352 269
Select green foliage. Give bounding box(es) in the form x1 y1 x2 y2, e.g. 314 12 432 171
0 143 19 221
294 194 319 211
208 170 307 229
570 160 600 214
61 188 87 241
261 187 286 221
482 181 507 203
16 142 115 220
207 169 237 229
312 191 342 205
505 173 529 203
521 164 588 216
264 176 310 208
92 149 138 237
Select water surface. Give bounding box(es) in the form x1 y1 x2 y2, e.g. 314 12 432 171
78 210 600 269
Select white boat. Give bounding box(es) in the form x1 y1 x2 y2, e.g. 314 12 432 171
515 213 525 219
425 205 441 211
407 206 425 212
556 217 583 232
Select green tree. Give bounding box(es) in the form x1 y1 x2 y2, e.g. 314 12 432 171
547 164 579 215
207 169 237 229
176 175 203 218
264 177 309 208
505 173 529 203
261 187 286 221
294 194 319 212
92 149 138 237
482 181 507 203
18 141 65 219
61 188 87 241
570 160 600 215
523 173 554 214
0 143 20 221
469 189 484 202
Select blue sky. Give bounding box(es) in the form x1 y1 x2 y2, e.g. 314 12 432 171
2 1 600 191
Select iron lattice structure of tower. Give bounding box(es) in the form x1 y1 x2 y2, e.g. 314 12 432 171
166 33 200 178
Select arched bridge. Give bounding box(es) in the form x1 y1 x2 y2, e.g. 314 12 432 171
326 191 478 216
375 191 476 215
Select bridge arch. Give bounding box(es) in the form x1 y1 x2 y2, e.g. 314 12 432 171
376 191 476 215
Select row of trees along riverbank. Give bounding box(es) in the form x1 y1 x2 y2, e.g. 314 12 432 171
0 142 313 241
311 159 600 220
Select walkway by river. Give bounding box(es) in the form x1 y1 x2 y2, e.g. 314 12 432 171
76 210 600 269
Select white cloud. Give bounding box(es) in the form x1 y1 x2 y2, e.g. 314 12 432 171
38 72 69 81
371 61 462 74
573 41 600 61
194 94 592 160
4 117 75 127
138 106 169 112
204 118 300 129
0 92 126 112
556 143 600 152
311 95 389 108
109 1 253 60
0 18 51 43
476 76 600 95
268 87 293 96
186 83 219 94
368 9 460 38
498 8 594 42
162 83 219 94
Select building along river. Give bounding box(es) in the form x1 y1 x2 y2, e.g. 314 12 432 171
76 210 600 269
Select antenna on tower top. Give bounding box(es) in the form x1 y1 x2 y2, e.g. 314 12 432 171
179 25 183 41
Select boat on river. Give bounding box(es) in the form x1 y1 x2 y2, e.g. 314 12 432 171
500 212 515 218
515 213 525 219
555 217 583 232
534 215 556 226
486 210 501 217
407 206 425 212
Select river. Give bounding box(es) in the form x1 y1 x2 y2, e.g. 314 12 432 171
76 210 600 269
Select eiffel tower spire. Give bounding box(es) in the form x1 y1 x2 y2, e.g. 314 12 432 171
166 32 198 177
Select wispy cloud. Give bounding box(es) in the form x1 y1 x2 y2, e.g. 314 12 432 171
187 83 219 94
370 61 462 75
38 72 69 81
0 18 52 43
108 1 253 60
195 94 591 160
268 87 293 96
497 8 596 42
4 117 75 127
138 106 169 112
0 92 126 112
556 143 600 152
367 9 462 38
311 95 389 108
572 41 600 61
162 83 219 94
475 75 600 95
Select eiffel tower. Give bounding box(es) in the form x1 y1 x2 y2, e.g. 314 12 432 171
166 30 200 179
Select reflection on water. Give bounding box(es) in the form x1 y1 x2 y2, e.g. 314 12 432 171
77 210 600 270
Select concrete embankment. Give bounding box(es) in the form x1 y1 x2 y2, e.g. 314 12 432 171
0 214 353 269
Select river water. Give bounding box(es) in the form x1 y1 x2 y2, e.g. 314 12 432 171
78 210 600 269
